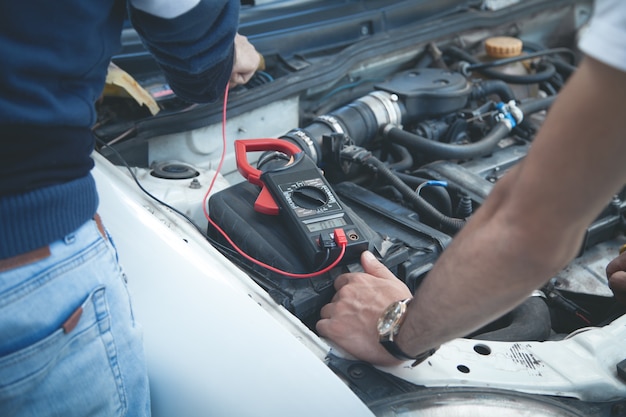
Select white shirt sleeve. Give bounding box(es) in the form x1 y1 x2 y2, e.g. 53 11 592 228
578 0 626 72
129 0 201 19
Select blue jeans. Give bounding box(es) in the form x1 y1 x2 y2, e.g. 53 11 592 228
0 217 150 416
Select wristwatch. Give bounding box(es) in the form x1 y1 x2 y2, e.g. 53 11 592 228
377 298 437 367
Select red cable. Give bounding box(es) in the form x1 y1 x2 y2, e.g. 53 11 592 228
202 84 347 278
209 218 346 278
575 311 592 325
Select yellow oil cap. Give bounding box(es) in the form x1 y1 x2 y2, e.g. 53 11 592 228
485 36 523 58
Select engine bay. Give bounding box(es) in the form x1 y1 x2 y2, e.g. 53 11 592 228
95 0 626 409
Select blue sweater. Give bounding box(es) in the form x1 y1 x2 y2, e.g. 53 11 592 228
0 0 238 259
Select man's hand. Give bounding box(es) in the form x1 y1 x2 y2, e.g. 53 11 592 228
606 248 626 304
316 251 412 366
229 33 261 87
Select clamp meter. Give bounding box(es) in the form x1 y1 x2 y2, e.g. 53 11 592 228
235 139 368 268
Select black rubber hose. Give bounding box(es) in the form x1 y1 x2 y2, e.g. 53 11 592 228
549 58 576 79
483 59 556 85
387 143 414 171
384 96 556 161
516 96 556 132
518 95 556 114
470 80 515 102
445 46 557 85
386 122 510 160
363 156 465 234
471 297 552 342
466 47 576 71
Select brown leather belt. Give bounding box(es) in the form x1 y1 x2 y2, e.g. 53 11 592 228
93 213 107 240
0 215 107 273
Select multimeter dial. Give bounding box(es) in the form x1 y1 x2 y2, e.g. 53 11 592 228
280 177 341 218
291 186 328 209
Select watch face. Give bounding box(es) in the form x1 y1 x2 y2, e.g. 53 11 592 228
377 300 408 338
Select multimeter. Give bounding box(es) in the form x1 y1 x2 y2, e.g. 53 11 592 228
235 139 368 268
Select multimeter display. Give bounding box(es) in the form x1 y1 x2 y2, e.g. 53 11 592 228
305 216 347 233
260 153 368 267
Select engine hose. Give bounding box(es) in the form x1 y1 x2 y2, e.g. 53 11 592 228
384 96 555 161
364 156 465 234
517 95 556 114
541 82 558 96
387 143 414 171
469 80 515 102
521 41 578 76
467 47 576 71
280 91 403 164
549 58 576 79
481 60 556 85
445 46 556 85
385 122 510 161
471 296 552 342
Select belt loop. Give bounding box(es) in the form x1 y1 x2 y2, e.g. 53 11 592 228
93 213 107 240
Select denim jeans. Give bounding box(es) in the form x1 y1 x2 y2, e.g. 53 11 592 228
0 217 150 416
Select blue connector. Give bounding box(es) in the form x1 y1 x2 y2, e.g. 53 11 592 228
424 180 448 188
495 101 524 130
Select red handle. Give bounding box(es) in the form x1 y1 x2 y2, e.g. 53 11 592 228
235 139 302 186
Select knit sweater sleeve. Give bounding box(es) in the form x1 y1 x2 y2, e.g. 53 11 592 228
128 0 238 103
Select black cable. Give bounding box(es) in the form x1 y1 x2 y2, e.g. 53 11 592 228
315 248 332 270
445 46 557 85
393 172 453 216
362 155 465 234
93 137 242 259
466 47 576 71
